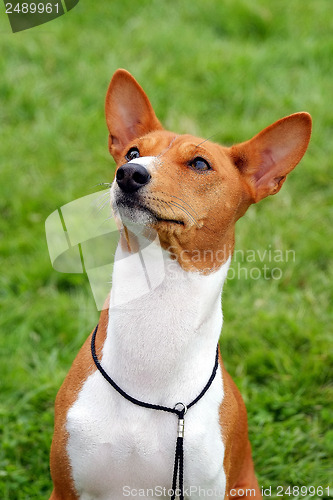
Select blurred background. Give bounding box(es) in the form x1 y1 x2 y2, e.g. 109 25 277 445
0 1 332 497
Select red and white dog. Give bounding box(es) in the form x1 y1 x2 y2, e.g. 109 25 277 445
50 70 311 500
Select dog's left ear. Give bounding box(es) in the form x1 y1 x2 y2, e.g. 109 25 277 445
105 69 163 162
230 112 312 203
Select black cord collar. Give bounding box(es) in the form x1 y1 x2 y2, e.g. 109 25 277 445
91 323 219 500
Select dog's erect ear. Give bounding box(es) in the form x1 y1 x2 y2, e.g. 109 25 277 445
230 112 312 203
105 69 163 162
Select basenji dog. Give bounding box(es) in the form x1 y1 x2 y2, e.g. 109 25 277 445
49 69 311 500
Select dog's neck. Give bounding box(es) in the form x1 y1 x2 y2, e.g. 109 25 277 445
101 230 230 407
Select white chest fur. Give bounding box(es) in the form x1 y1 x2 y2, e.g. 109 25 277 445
66 239 230 500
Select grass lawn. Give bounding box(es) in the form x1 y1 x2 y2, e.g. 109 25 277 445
0 1 332 498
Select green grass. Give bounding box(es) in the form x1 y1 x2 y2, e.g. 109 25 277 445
1 0 332 498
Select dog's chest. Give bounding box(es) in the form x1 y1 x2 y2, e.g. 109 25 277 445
66 369 226 500
66 253 229 499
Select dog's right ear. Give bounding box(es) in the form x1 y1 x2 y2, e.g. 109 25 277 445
105 69 163 162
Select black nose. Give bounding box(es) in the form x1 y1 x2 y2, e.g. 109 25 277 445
116 163 151 193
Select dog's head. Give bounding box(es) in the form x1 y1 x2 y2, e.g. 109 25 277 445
106 69 311 271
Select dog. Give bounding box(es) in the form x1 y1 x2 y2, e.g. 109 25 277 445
49 69 311 500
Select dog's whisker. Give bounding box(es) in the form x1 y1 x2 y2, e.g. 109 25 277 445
96 193 110 205
145 193 199 226
156 190 200 219
103 215 115 223
157 199 178 219
167 199 198 225
95 191 111 207
164 200 177 218
94 182 113 188
96 190 111 201
192 134 218 153
156 135 180 160
96 198 111 214
157 198 168 212
168 200 199 227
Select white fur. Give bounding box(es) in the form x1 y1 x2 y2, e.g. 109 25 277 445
66 224 231 499
110 157 160 228
128 156 158 170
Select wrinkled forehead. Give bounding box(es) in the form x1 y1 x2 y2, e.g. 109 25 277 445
134 131 227 162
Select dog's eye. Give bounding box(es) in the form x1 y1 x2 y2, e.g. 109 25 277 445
125 147 140 161
189 157 211 172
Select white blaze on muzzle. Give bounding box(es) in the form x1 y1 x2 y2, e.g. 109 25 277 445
128 156 158 173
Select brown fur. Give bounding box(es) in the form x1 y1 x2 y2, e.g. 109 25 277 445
219 351 261 497
49 69 312 499
50 306 109 500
